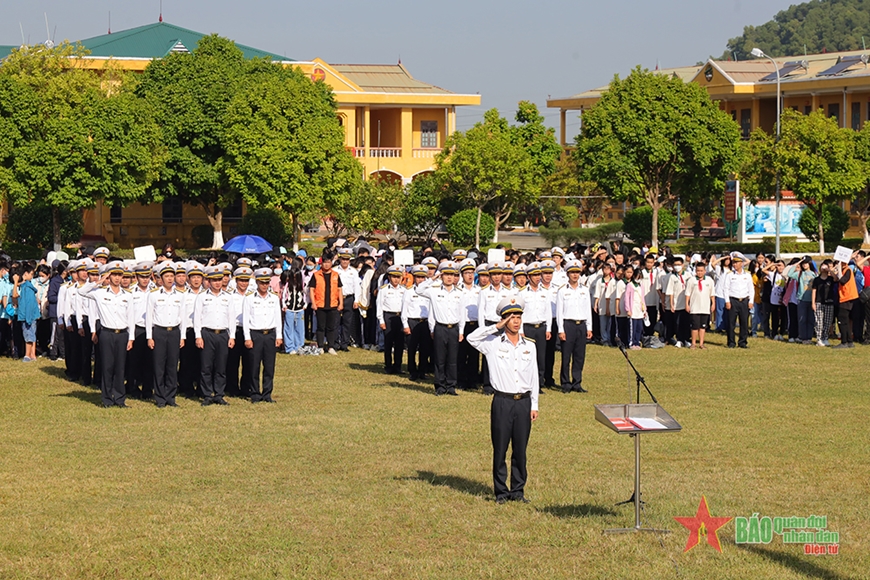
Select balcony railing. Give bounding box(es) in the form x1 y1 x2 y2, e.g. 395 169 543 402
370 147 401 158
413 148 440 158
348 147 365 158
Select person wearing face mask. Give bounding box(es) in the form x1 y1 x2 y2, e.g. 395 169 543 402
666 257 690 347
812 260 837 346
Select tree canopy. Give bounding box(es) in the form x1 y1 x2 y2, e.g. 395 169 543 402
574 67 741 248
722 0 870 60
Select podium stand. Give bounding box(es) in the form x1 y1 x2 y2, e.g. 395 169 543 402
595 404 681 534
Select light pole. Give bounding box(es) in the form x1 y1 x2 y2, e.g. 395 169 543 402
751 47 782 258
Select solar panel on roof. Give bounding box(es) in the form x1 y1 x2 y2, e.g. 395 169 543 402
818 55 868 77
760 61 808 82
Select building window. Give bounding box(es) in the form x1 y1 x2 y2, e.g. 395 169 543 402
828 103 840 124
730 110 736 121
740 109 751 139
852 102 861 130
804 105 812 115
162 198 183 223
223 197 243 222
421 121 438 148
110 205 122 224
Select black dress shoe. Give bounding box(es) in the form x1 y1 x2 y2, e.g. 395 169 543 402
561 385 572 393
167 402 179 407
447 388 458 396
572 385 587 393
156 404 166 408
496 497 508 505
201 399 213 406
215 398 230 405
512 496 530 504
264 398 275 404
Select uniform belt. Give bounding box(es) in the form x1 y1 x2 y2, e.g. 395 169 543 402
493 390 531 400
408 317 424 322
101 327 126 334
156 325 178 332
436 322 458 329
565 319 586 325
732 297 749 301
203 327 226 334
385 311 400 316
524 322 545 328
255 329 275 334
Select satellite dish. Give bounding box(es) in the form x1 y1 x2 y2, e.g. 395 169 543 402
44 39 54 49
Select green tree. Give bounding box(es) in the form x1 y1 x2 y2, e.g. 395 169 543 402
622 205 678 245
541 156 603 225
136 35 276 248
0 43 164 250
224 69 360 250
574 67 741 248
851 123 870 245
722 0 870 60
797 203 850 246
435 109 535 247
397 173 444 240
775 110 863 253
328 177 403 237
447 209 496 246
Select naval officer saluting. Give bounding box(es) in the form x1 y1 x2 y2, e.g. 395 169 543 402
78 261 135 408
467 295 539 504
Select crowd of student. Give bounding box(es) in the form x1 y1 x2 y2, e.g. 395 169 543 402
1 238 865 406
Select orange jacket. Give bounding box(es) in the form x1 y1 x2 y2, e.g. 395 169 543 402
839 269 859 303
311 269 342 309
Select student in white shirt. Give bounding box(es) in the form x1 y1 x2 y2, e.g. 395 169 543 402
622 268 646 349
596 263 615 347
686 262 715 349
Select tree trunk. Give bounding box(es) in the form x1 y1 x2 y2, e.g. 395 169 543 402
291 213 300 252
475 206 482 249
52 206 61 252
817 210 825 255
650 202 659 249
206 206 224 249
492 228 499 244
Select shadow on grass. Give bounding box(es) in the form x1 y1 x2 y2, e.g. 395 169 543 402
347 362 388 374
39 365 69 380
397 470 492 498
538 503 617 519
738 544 848 580
49 389 103 407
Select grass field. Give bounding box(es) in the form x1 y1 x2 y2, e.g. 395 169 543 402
0 335 866 579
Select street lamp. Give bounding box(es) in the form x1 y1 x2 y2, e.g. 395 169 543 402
751 47 782 258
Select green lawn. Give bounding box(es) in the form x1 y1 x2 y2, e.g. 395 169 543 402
0 336 866 579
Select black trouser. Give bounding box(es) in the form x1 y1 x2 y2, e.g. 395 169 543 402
838 301 855 344
616 317 629 346
675 309 690 343
644 305 658 337
249 329 277 402
862 300 870 343
352 308 363 348
727 298 750 347
304 306 315 341
433 322 459 394
200 328 229 400
661 309 675 344
80 318 94 385
36 318 52 355
852 300 864 343
315 308 339 350
363 308 377 346
523 323 547 388
383 313 403 372
227 328 252 397
0 318 11 357
491 393 532 501
126 326 153 398
560 320 587 390
338 295 355 349
406 318 430 377
770 303 787 336
11 319 24 359
544 318 558 387
787 302 799 340
65 317 81 381
99 328 128 407
152 325 181 407
50 318 65 360
591 312 600 343
459 320 480 387
178 328 200 396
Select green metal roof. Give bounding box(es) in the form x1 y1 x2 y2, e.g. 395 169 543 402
78 21 291 61
0 45 16 59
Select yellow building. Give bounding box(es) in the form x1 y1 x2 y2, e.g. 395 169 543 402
1 22 480 248
548 50 870 232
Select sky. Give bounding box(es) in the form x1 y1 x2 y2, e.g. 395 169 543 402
3 0 792 137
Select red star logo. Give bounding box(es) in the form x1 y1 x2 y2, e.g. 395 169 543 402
674 496 733 553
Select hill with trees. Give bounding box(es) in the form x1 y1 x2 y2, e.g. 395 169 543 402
722 0 870 60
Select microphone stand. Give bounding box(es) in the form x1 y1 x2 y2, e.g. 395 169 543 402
613 337 657 509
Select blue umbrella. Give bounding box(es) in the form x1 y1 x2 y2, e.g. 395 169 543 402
223 235 273 255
